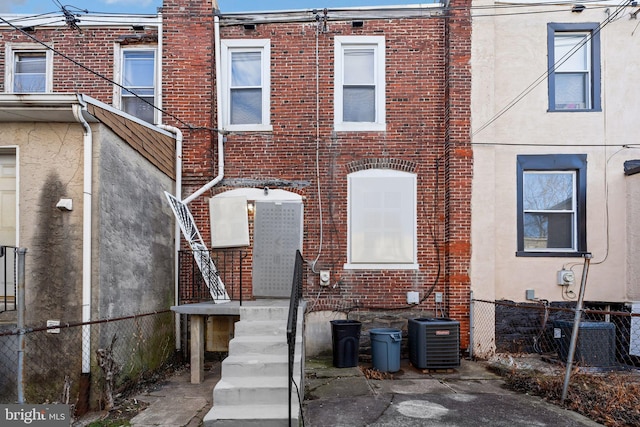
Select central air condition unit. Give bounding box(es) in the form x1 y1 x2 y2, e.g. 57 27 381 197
408 318 460 369
553 320 616 367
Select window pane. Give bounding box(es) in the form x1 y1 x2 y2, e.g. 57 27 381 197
14 53 46 93
230 88 262 124
523 172 573 211
555 73 587 110
123 96 155 123
123 51 154 87
555 34 588 71
343 87 375 122
14 75 45 93
344 49 374 85
231 52 261 87
524 212 573 249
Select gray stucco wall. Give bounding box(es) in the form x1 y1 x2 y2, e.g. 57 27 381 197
627 173 640 301
92 125 175 319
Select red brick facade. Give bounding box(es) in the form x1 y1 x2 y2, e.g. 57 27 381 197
0 1 472 349
161 3 472 348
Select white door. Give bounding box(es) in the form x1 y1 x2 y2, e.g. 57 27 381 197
0 153 16 301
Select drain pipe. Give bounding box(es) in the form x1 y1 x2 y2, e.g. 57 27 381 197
182 13 224 205
157 124 183 352
73 96 93 375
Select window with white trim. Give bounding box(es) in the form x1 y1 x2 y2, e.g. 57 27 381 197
548 23 600 112
345 169 417 269
517 154 587 256
221 39 271 131
117 48 157 123
5 44 52 93
334 36 386 132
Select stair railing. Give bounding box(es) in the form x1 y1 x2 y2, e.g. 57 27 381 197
286 250 304 426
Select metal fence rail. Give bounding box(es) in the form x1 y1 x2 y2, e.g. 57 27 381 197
0 246 17 313
0 310 177 416
178 249 248 304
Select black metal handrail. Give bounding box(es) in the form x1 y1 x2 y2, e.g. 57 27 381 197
0 246 18 313
287 250 304 426
178 248 248 305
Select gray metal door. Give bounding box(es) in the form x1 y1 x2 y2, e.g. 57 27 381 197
252 201 303 298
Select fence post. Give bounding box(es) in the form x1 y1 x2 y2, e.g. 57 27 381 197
561 253 592 401
16 248 26 404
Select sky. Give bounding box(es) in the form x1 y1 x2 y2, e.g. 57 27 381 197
2 0 418 15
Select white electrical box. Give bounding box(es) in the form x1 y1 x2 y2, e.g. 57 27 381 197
435 292 443 303
557 269 575 286
407 291 419 304
320 270 330 286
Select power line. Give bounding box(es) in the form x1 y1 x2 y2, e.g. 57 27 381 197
0 13 223 133
472 0 632 137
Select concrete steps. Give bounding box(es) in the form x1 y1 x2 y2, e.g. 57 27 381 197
204 301 305 426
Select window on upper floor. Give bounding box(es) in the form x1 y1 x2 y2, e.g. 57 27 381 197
547 23 600 112
5 44 52 93
221 39 271 132
517 154 587 257
115 48 157 124
334 36 386 132
345 169 417 269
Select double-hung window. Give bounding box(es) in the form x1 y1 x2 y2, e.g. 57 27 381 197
221 39 271 131
119 48 157 123
517 154 587 256
345 169 417 269
334 36 386 132
548 23 600 112
5 44 52 93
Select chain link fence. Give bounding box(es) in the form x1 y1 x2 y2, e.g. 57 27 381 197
472 298 640 426
472 298 640 368
0 310 178 416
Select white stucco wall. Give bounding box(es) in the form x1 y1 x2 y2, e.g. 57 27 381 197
471 1 640 303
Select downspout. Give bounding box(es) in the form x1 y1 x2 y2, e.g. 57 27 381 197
157 124 183 351
182 13 224 205
72 96 92 375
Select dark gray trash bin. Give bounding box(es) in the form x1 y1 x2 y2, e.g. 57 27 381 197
370 328 402 372
330 320 362 368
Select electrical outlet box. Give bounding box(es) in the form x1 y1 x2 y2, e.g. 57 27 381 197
526 289 535 300
407 291 419 304
320 270 330 287
435 292 443 303
557 269 575 286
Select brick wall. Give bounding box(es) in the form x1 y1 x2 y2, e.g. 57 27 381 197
162 5 472 348
0 25 158 99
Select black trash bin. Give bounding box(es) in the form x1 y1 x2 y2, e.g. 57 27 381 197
330 320 362 368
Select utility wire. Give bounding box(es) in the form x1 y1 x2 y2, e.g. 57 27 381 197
0 13 223 133
473 0 632 137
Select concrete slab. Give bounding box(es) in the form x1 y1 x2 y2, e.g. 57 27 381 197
303 356 603 427
130 365 219 427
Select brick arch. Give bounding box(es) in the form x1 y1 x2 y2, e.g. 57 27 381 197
345 158 417 174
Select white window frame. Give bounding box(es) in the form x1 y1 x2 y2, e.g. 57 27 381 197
345 169 418 270
5 43 53 93
113 44 159 124
221 39 272 132
334 36 386 132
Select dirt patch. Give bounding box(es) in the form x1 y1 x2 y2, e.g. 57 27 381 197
489 354 640 427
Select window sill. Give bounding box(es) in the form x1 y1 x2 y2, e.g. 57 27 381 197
334 122 386 132
225 124 273 132
343 263 419 270
516 251 587 258
547 108 602 113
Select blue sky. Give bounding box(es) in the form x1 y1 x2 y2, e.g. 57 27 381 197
2 0 417 14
